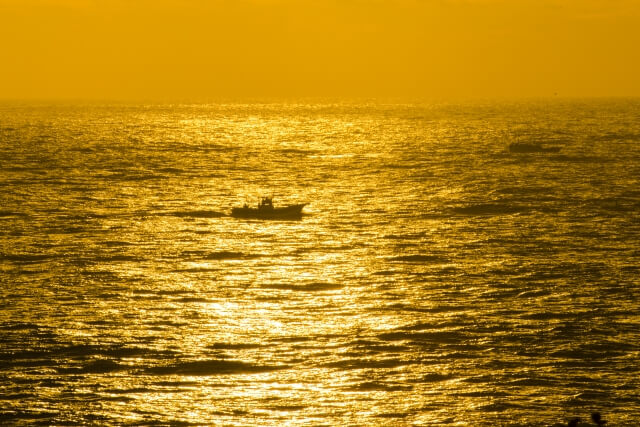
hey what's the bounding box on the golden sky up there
[1,0,639,101]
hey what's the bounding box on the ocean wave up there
[267,404,307,412]
[521,310,588,320]
[259,282,343,291]
[351,341,410,354]
[152,380,200,387]
[156,167,186,174]
[171,267,220,273]
[383,303,469,314]
[0,210,28,217]
[278,148,317,155]
[476,401,524,412]
[1,345,177,361]
[175,297,212,303]
[494,185,554,195]
[374,412,411,419]
[594,131,640,142]
[372,270,400,276]
[56,359,127,374]
[378,330,464,343]
[269,335,316,343]
[208,342,265,350]
[146,359,289,375]
[0,322,48,331]
[180,250,265,260]
[322,358,417,370]
[1,253,55,263]
[0,411,60,423]
[345,381,413,392]
[451,203,527,215]
[103,240,134,247]
[382,162,422,169]
[548,154,610,163]
[417,372,456,382]
[94,254,139,262]
[383,231,427,240]
[162,210,227,218]
[507,377,557,387]
[387,254,446,263]
[203,251,264,260]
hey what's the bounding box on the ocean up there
[1,100,639,425]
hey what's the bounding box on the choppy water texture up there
[1,100,639,426]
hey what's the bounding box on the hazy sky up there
[1,0,639,101]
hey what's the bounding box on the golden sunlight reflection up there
[2,97,638,425]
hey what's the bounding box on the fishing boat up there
[231,197,307,219]
[508,142,561,153]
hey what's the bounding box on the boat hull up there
[509,143,561,153]
[231,203,307,219]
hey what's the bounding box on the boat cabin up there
[258,197,274,211]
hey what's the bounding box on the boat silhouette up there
[231,197,307,219]
[509,141,561,153]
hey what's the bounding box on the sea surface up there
[1,100,639,426]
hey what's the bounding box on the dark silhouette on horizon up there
[508,141,562,153]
